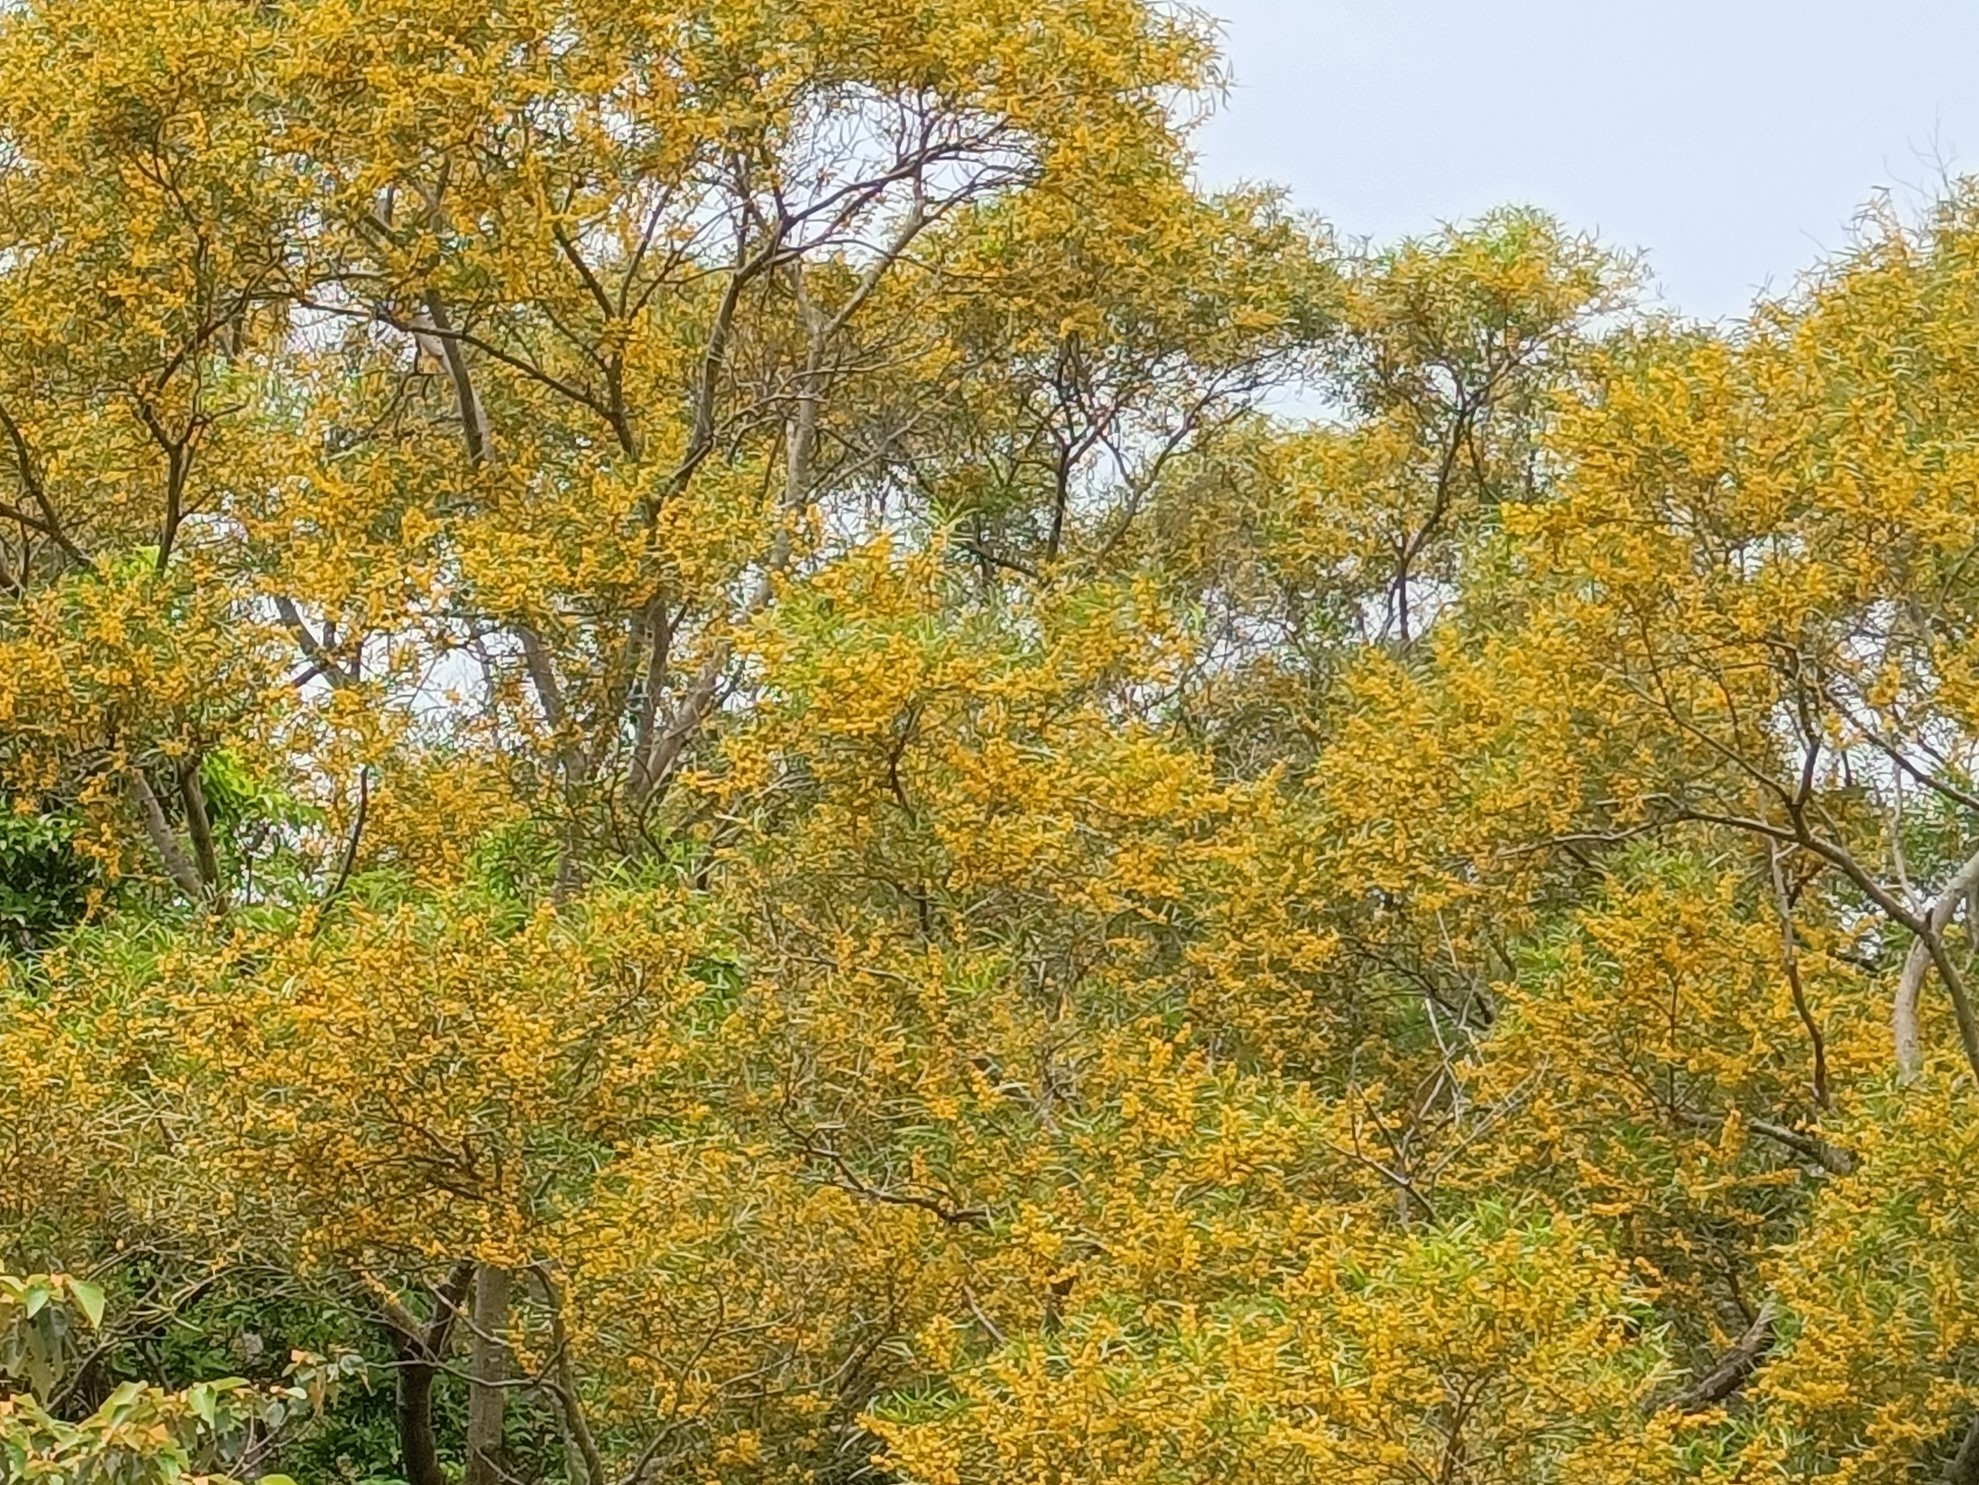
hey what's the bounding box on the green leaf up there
[68,1279,105,1329]
[101,1379,146,1418]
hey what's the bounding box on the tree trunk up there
[1948,1413,1979,1485]
[465,1263,511,1485]
[395,1353,446,1485]
[380,1261,472,1485]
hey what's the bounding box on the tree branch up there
[1895,846,1979,1083]
[127,767,209,904]
[1644,1299,1777,1414]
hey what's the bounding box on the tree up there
[9,0,1979,1480]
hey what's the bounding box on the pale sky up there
[1193,0,1979,321]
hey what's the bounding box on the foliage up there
[3,1,1979,1482]
[0,1271,362,1485]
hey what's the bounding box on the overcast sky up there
[1192,0,1979,321]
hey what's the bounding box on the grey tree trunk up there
[464,1264,510,1485]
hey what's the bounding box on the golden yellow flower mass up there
[0,2,1975,1481]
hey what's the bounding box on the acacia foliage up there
[1,0,1979,1481]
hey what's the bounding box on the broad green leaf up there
[69,1279,105,1329]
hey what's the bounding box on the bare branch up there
[1895,846,1979,1083]
[127,767,209,905]
[1644,1299,1777,1415]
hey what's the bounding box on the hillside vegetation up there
[0,1,1975,1481]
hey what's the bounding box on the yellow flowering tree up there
[10,0,1979,1481]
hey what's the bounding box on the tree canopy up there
[1,1,1978,1482]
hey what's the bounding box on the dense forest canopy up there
[0,0,1977,1481]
